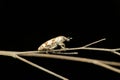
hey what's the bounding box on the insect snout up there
[66,37,72,41]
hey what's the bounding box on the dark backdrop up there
[0,0,120,80]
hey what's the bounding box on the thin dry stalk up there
[15,55,68,80]
[18,53,120,67]
[82,38,106,47]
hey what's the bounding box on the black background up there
[0,0,120,80]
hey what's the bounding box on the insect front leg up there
[59,42,66,49]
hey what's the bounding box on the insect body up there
[38,36,72,51]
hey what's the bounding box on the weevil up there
[38,36,72,51]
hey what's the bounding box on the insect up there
[38,36,72,51]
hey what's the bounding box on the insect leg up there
[58,43,66,49]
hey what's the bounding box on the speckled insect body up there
[38,36,72,51]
